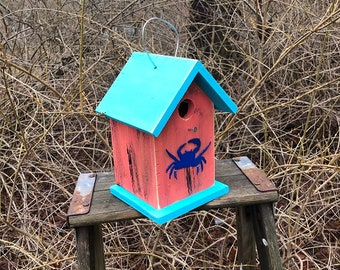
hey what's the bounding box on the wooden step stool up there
[67,157,283,270]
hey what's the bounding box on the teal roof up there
[96,52,238,137]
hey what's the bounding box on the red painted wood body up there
[110,83,215,209]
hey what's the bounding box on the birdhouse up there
[96,52,238,224]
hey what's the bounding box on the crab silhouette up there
[165,138,211,179]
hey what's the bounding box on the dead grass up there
[1,0,339,269]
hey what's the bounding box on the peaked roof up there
[96,52,238,137]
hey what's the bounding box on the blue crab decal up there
[165,138,211,179]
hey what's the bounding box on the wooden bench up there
[67,157,283,270]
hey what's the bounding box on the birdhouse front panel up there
[154,82,215,208]
[110,82,214,209]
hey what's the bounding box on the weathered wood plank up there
[252,203,283,270]
[236,206,256,270]
[91,224,105,270]
[68,159,278,227]
[75,225,106,270]
[75,227,91,270]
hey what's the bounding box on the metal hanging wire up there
[141,17,180,68]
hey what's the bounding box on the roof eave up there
[194,64,238,114]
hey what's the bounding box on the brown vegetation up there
[1,0,339,269]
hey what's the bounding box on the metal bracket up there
[67,173,96,217]
[233,157,277,192]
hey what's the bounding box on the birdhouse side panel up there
[110,120,158,207]
[155,83,215,208]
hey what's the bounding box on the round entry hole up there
[178,99,194,119]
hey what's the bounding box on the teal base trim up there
[110,181,229,224]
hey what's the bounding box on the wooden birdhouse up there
[96,52,238,224]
